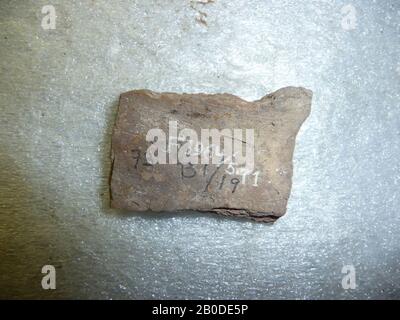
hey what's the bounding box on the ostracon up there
[110,87,312,222]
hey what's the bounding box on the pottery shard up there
[110,87,312,222]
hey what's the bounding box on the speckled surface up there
[0,0,399,299]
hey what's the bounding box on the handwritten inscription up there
[131,149,260,194]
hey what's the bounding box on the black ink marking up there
[219,175,226,190]
[203,164,208,177]
[204,157,224,192]
[131,149,141,169]
[204,166,220,192]
[231,178,240,193]
[181,163,196,178]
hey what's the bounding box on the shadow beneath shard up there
[109,207,274,226]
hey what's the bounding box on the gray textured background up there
[1,0,399,299]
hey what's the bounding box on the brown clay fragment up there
[110,87,312,222]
